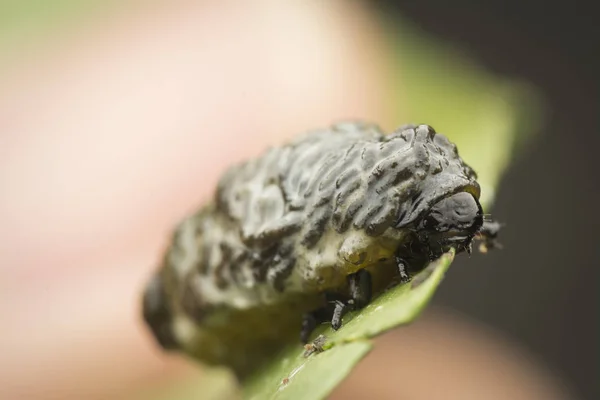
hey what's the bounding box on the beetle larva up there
[142,122,500,377]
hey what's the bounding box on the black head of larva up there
[415,191,483,257]
[385,124,500,264]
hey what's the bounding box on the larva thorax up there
[197,123,478,295]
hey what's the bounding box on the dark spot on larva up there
[331,209,342,231]
[451,143,459,156]
[180,277,208,322]
[213,265,229,290]
[288,199,305,211]
[398,210,407,222]
[410,192,425,209]
[371,165,385,178]
[212,243,233,289]
[318,155,347,191]
[142,273,178,350]
[335,178,361,206]
[338,199,363,233]
[301,208,330,248]
[195,240,211,275]
[251,245,278,283]
[272,257,296,292]
[366,213,395,236]
[354,201,384,229]
[244,219,303,247]
[230,250,251,283]
[432,160,444,175]
[313,189,334,207]
[335,168,360,189]
[219,242,233,263]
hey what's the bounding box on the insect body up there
[142,122,500,377]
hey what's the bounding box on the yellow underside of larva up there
[169,227,407,378]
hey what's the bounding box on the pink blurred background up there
[1,1,588,399]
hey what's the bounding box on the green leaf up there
[243,341,372,400]
[241,251,455,400]
[135,368,239,400]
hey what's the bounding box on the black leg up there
[396,256,411,283]
[300,312,317,344]
[347,269,372,309]
[330,300,346,330]
[331,269,372,329]
[301,269,373,340]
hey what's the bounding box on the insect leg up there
[301,294,346,342]
[347,269,372,309]
[300,312,317,344]
[330,300,346,330]
[395,256,411,283]
[302,272,371,339]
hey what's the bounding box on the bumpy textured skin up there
[142,122,480,376]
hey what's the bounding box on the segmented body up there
[143,122,480,375]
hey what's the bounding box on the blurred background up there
[0,1,597,399]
